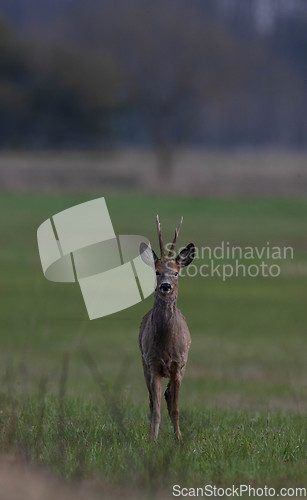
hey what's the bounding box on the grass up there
[1,391,306,489]
[0,192,306,498]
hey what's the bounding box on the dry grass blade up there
[57,353,69,470]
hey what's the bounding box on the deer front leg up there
[165,375,182,440]
[142,362,153,433]
[149,373,162,440]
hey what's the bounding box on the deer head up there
[140,215,195,298]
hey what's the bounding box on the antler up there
[156,214,165,257]
[168,216,183,258]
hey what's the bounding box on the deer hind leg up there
[149,373,162,440]
[164,375,182,440]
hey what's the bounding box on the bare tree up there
[114,0,243,180]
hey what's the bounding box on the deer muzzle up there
[160,282,172,293]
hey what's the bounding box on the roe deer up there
[139,216,195,440]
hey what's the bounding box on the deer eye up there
[174,272,178,276]
[156,271,161,276]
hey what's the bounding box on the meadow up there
[0,192,306,499]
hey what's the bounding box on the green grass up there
[1,391,306,490]
[0,192,306,497]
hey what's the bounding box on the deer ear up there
[176,243,195,268]
[140,242,158,268]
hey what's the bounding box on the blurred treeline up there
[0,0,306,150]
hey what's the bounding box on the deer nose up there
[160,283,171,292]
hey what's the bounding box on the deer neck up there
[152,290,178,334]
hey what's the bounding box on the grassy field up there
[0,192,306,498]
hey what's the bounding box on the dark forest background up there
[0,0,306,152]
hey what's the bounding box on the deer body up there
[139,216,194,440]
[140,298,190,379]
